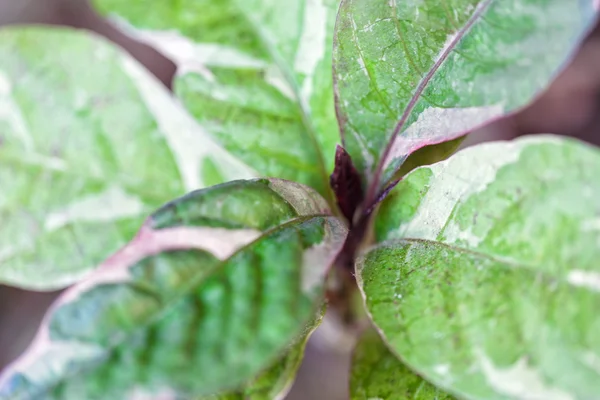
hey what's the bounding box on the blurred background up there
[0,1,599,399]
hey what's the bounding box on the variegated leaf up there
[0,179,347,399]
[359,136,600,399]
[334,0,598,200]
[92,0,342,198]
[0,27,255,290]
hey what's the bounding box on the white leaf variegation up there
[334,0,598,201]
[360,136,600,400]
[93,0,341,197]
[0,27,256,290]
[0,179,348,399]
[119,55,256,191]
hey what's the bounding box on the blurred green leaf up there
[351,330,455,400]
[394,136,465,180]
[202,319,315,400]
[0,27,254,290]
[0,179,347,399]
[93,0,342,197]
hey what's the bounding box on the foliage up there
[361,136,600,399]
[0,0,598,399]
[350,330,456,399]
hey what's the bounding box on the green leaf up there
[201,320,314,400]
[0,26,255,290]
[395,136,465,180]
[359,136,600,399]
[333,0,598,196]
[0,179,347,399]
[351,330,455,400]
[92,0,342,198]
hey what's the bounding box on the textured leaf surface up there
[351,330,455,400]
[334,0,598,196]
[93,0,341,197]
[202,326,312,400]
[359,136,600,399]
[0,179,347,399]
[0,27,254,290]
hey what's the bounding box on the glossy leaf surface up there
[351,330,455,400]
[0,179,347,399]
[0,27,254,290]
[93,0,342,197]
[334,0,598,196]
[359,136,600,399]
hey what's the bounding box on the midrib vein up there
[367,0,495,204]
[395,238,573,282]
